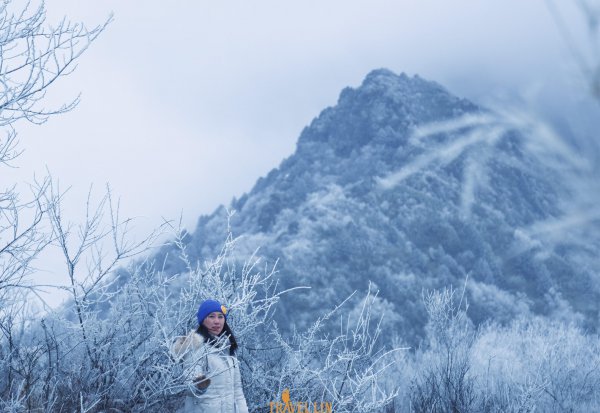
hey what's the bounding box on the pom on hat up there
[197,299,227,325]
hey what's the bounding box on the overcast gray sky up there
[7,1,595,305]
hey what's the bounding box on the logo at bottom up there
[269,388,333,413]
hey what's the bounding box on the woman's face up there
[202,312,225,335]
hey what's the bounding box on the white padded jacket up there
[171,331,249,413]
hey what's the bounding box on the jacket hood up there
[171,330,205,359]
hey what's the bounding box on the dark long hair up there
[196,321,238,356]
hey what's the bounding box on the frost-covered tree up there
[0,0,109,305]
[0,0,108,409]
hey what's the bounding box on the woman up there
[171,299,249,413]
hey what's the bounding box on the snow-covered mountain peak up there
[162,69,599,342]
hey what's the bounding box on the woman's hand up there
[193,375,211,390]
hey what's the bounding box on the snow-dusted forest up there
[2,1,600,412]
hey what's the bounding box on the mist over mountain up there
[161,69,598,342]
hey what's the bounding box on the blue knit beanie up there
[197,299,228,325]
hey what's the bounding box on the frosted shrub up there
[243,287,401,413]
[409,287,477,413]
[0,225,402,412]
[398,288,600,413]
[472,318,600,412]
